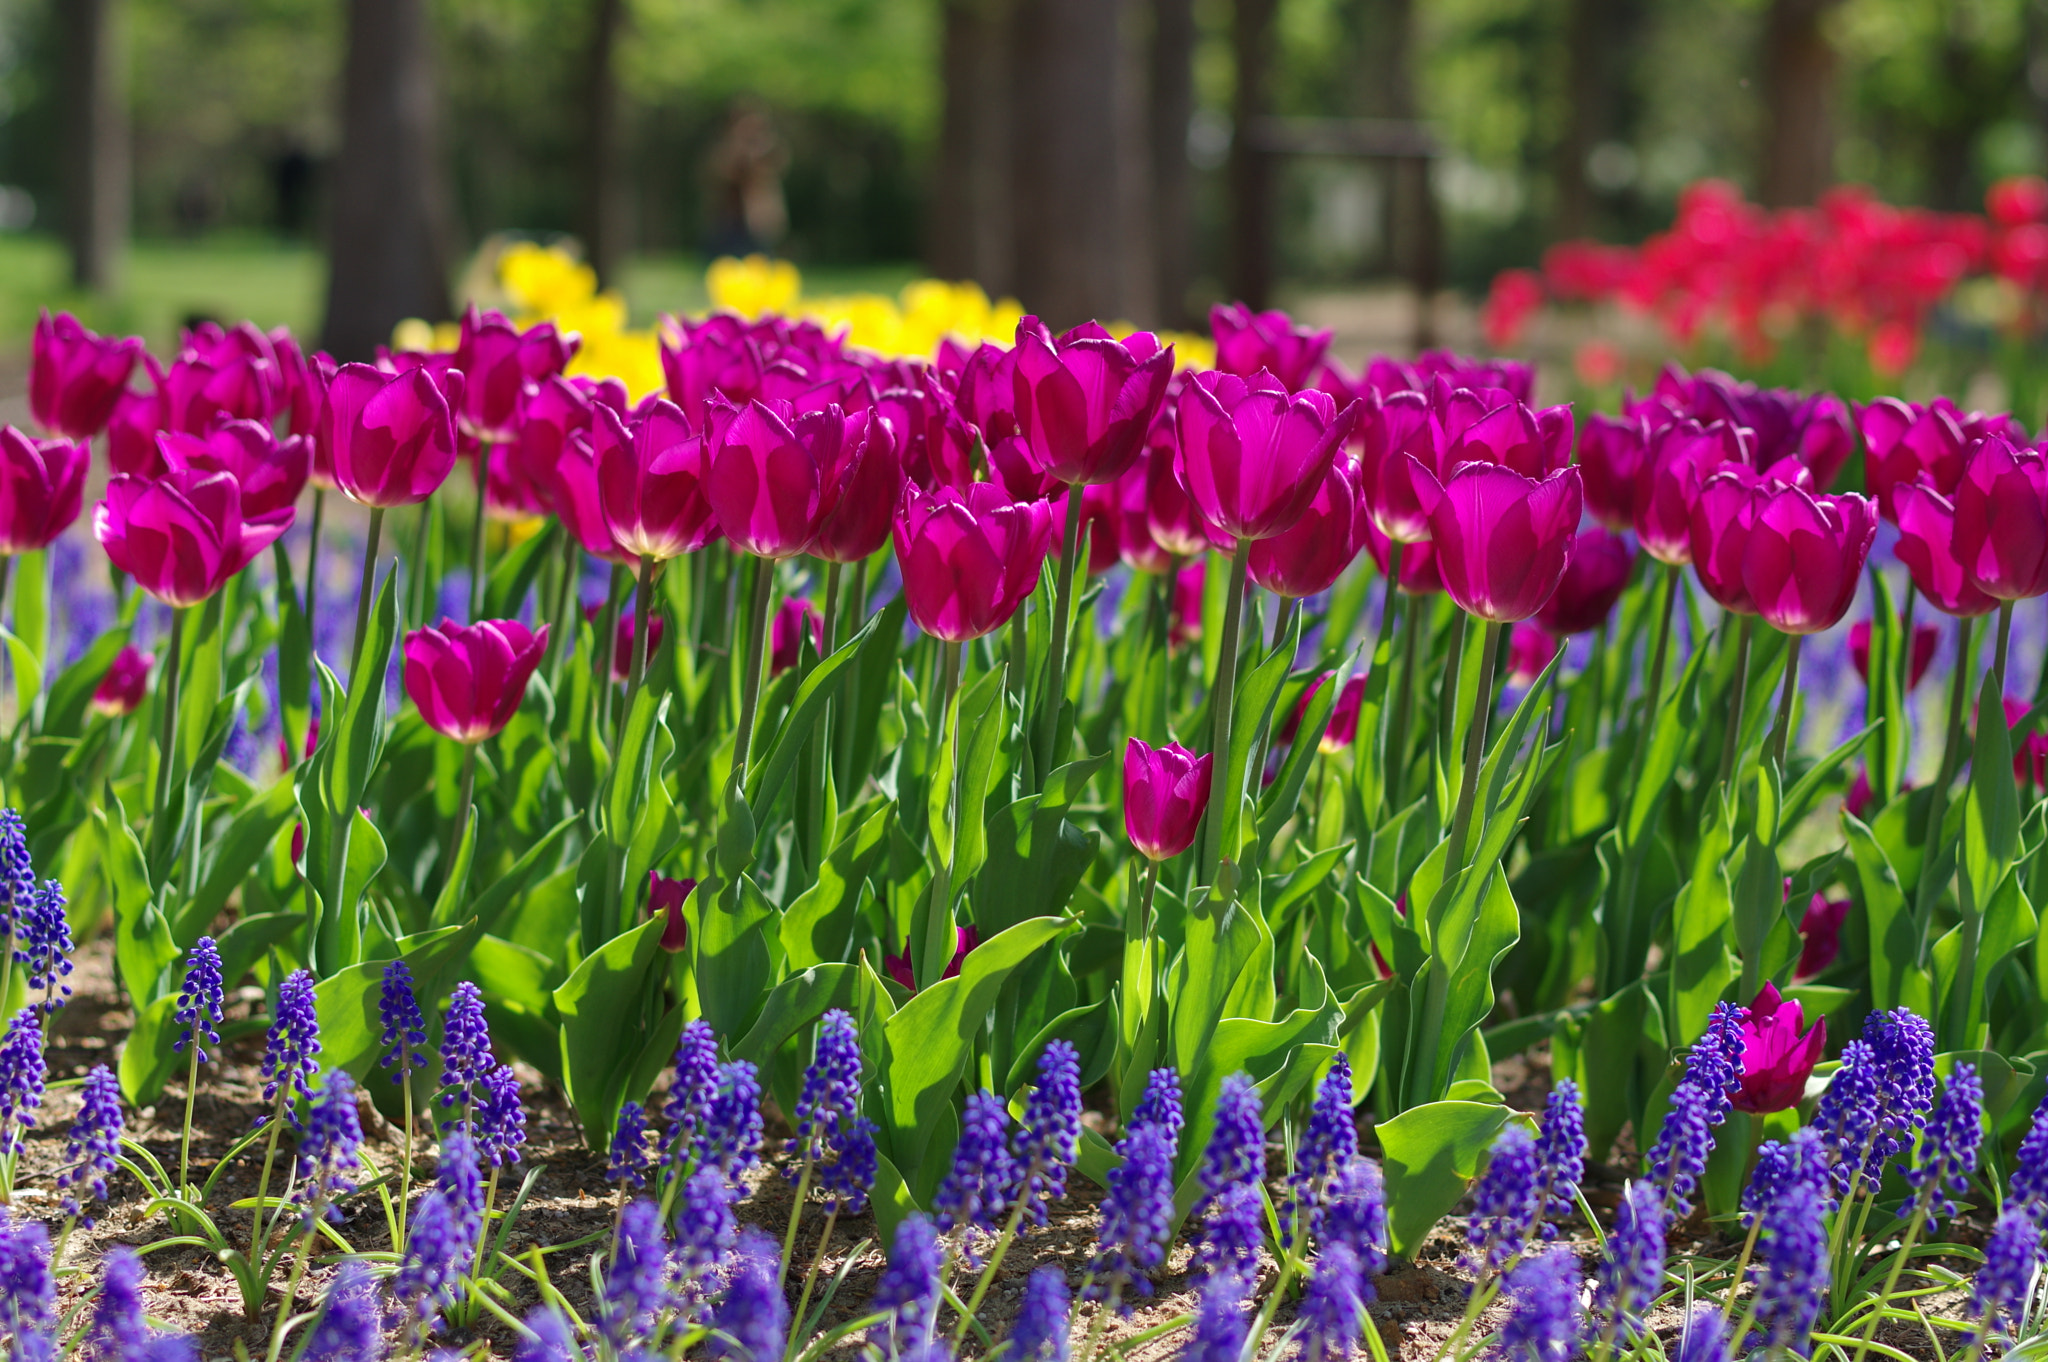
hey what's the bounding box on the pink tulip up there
[1011,318,1174,486]
[953,341,1020,447]
[1731,983,1826,1114]
[1795,894,1851,980]
[1848,618,1939,690]
[95,467,295,608]
[706,398,842,559]
[770,597,821,674]
[1535,529,1633,634]
[648,873,696,952]
[1424,463,1583,623]
[321,362,466,509]
[1953,435,2048,601]
[1246,456,1369,598]
[592,400,720,562]
[0,426,89,554]
[154,420,309,522]
[1705,476,1875,635]
[89,645,154,717]
[1145,436,1230,558]
[1178,370,1361,542]
[1123,737,1213,861]
[1507,624,1559,685]
[1633,419,1755,565]
[1355,390,1444,545]
[1576,412,1647,531]
[893,483,1054,641]
[402,618,549,744]
[1688,468,1764,616]
[1210,302,1332,390]
[453,307,577,443]
[272,332,329,440]
[1859,397,1972,517]
[29,311,142,440]
[1893,481,1999,618]
[582,603,666,684]
[987,433,1060,503]
[885,925,979,992]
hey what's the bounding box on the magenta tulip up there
[90,645,154,717]
[481,374,592,521]
[1632,419,1755,565]
[95,467,294,608]
[1534,529,1633,634]
[1355,390,1444,545]
[1576,413,1647,532]
[0,426,89,554]
[893,482,1054,641]
[1111,458,1175,574]
[1210,302,1332,391]
[1055,482,1124,577]
[1011,318,1174,486]
[809,409,902,564]
[1859,397,1972,517]
[161,323,283,434]
[592,400,720,562]
[1123,737,1213,862]
[1848,617,1939,690]
[1795,894,1851,980]
[321,362,465,509]
[453,307,577,443]
[648,873,696,952]
[1145,436,1229,557]
[1424,463,1583,623]
[1741,482,1876,635]
[885,926,979,992]
[953,341,1020,447]
[1320,675,1367,751]
[1506,623,1558,685]
[1440,390,1574,478]
[106,384,166,477]
[155,420,309,522]
[706,398,896,561]
[1893,481,1999,618]
[1953,435,2048,601]
[879,381,976,491]
[1363,517,1444,596]
[402,618,549,744]
[1731,983,1826,1114]
[1178,370,1361,542]
[1688,469,1764,615]
[581,604,664,684]
[1246,456,1369,598]
[553,432,634,566]
[30,311,142,440]
[770,597,821,674]
[1170,558,1206,645]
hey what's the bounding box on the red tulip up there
[1953,435,2048,602]
[1507,623,1558,685]
[1210,302,1332,391]
[89,645,154,717]
[1179,370,1361,541]
[1123,736,1213,861]
[1795,894,1851,980]
[770,597,821,674]
[1576,412,1648,531]
[1246,456,1369,598]
[402,618,549,744]
[648,873,696,952]
[1731,983,1825,1114]
[1535,530,1632,635]
[453,307,577,443]
[95,466,295,608]
[1848,618,1938,690]
[0,426,89,554]
[893,483,1054,642]
[1425,463,1583,623]
[1011,318,1174,486]
[592,400,720,562]
[885,925,979,992]
[321,362,466,509]
[155,420,310,522]
[1892,482,1999,618]
[29,311,142,440]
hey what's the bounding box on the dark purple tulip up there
[1179,369,1360,542]
[1210,302,1332,390]
[29,311,142,440]
[1534,529,1634,634]
[1246,456,1369,598]
[321,362,466,509]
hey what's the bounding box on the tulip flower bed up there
[2,280,2048,1362]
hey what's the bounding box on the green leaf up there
[314,922,484,1076]
[972,756,1107,937]
[38,627,132,740]
[747,610,884,816]
[1376,1099,1515,1257]
[97,798,179,1007]
[0,626,43,720]
[553,915,668,1144]
[180,776,299,945]
[688,874,775,1040]
[1965,669,2021,917]
[1668,797,1736,1044]
[1259,652,1355,846]
[731,965,861,1068]
[783,801,892,969]
[118,995,183,1107]
[947,666,1011,889]
[469,935,557,1016]
[483,520,561,621]
[213,913,303,995]
[429,815,478,929]
[1216,621,1298,867]
[469,814,577,938]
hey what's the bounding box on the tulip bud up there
[1011,318,1174,486]
[30,311,142,440]
[1731,983,1825,1114]
[1246,457,1369,599]
[1170,558,1206,646]
[0,426,90,554]
[648,873,697,952]
[1506,624,1558,686]
[1794,893,1851,980]
[582,603,666,684]
[1425,463,1584,624]
[1953,436,2048,602]
[402,619,549,744]
[321,362,465,509]
[89,646,154,717]
[95,466,295,608]
[592,400,720,562]
[893,483,1054,642]
[769,598,820,675]
[883,926,980,993]
[1122,737,1213,862]
[453,307,577,443]
[1534,530,1633,635]
[1848,618,1938,691]
[1179,370,1360,542]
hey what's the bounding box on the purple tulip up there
[106,382,166,476]
[879,380,976,491]
[1733,985,1826,1114]
[1859,397,1973,519]
[1632,419,1757,566]
[0,427,89,554]
[648,873,695,952]
[1439,387,1574,478]
[452,307,577,443]
[892,482,1054,642]
[95,467,294,608]
[1123,737,1213,862]
[1534,529,1633,634]
[1246,456,1369,598]
[29,311,142,440]
[161,322,284,434]
[1893,481,1999,617]
[154,419,310,522]
[553,431,634,566]
[1356,390,1445,545]
[1575,412,1647,531]
[1178,370,1360,542]
[320,362,465,509]
[810,409,902,565]
[1011,318,1174,486]
[1425,463,1583,623]
[90,646,154,717]
[402,618,549,744]
[1953,435,2048,602]
[1210,302,1332,390]
[1743,482,1876,634]
[591,399,720,562]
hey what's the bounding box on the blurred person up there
[707,97,789,258]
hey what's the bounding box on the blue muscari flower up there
[609,1101,654,1190]
[57,1065,123,1224]
[1318,1156,1388,1285]
[1090,1119,1176,1307]
[1198,1071,1263,1214]
[704,1060,763,1177]
[1906,1062,1983,1224]
[1742,1128,1829,1227]
[476,1063,526,1168]
[1294,1242,1364,1362]
[872,1213,943,1353]
[1012,1041,1082,1226]
[1753,1176,1830,1353]
[1968,1202,2044,1342]
[378,960,429,1079]
[1815,1039,1885,1193]
[1867,1008,1937,1123]
[1533,1079,1586,1231]
[1685,1002,1748,1127]
[171,937,224,1064]
[1676,1305,1729,1362]
[0,810,35,944]
[302,1262,385,1362]
[19,881,71,1014]
[1180,1271,1248,1362]
[792,1009,876,1212]
[1647,1081,1714,1216]
[393,1190,466,1330]
[1010,1266,1071,1362]
[1818,1010,1936,1194]
[664,1018,719,1161]
[0,1207,56,1345]
[2010,1095,2048,1212]
[935,1089,1016,1239]
[601,1200,670,1353]
[1498,1248,1582,1362]
[293,1069,363,1229]
[710,1229,787,1362]
[0,1010,46,1157]
[261,970,322,1119]
[515,1306,579,1362]
[675,1162,737,1280]
[438,981,491,1124]
[1593,1181,1666,1336]
[86,1247,157,1360]
[437,1127,485,1255]
[1466,1123,1543,1273]
[1195,1179,1265,1288]
[1132,1068,1185,1137]
[1284,1055,1358,1246]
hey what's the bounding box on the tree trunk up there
[930,0,1016,296]
[1150,0,1196,327]
[60,0,129,295]
[322,0,452,360]
[1760,0,1840,208]
[1012,0,1128,328]
[1227,0,1279,309]
[579,0,630,288]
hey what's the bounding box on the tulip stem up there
[623,554,656,739]
[1992,599,2015,697]
[446,743,478,889]
[546,535,580,681]
[303,487,325,649]
[818,560,843,662]
[1435,609,1468,775]
[1716,616,1755,789]
[1624,562,1681,804]
[1769,634,1803,769]
[1200,540,1253,885]
[731,556,775,789]
[407,499,434,629]
[1038,488,1087,779]
[469,440,494,621]
[154,607,186,821]
[349,507,385,687]
[595,562,627,738]
[1914,614,1976,935]
[1443,619,1502,882]
[1385,545,1419,813]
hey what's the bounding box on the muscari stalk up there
[1200,540,1254,884]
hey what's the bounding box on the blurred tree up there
[1151,0,1195,325]
[1761,0,1841,205]
[59,0,128,293]
[580,0,629,286]
[931,0,1016,293]
[1228,0,1278,308]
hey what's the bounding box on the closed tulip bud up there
[1633,420,1755,565]
[1356,390,1444,545]
[453,307,576,443]
[1860,397,1972,518]
[1425,464,1583,623]
[1795,894,1851,979]
[402,619,548,744]
[1012,318,1174,486]
[1179,370,1361,541]
[648,874,696,952]
[30,311,142,439]
[770,598,820,674]
[893,483,1054,641]
[1954,435,2048,601]
[1507,624,1559,685]
[1210,302,1332,391]
[95,467,295,608]
[1123,737,1212,862]
[1247,456,1369,598]
[321,362,465,509]
[580,604,664,684]
[89,646,154,717]
[155,420,310,522]
[1732,984,1825,1115]
[1320,675,1367,751]
[1893,481,1998,618]
[1741,482,1876,634]
[1575,413,1647,531]
[592,400,720,562]
[0,427,89,553]
[1848,618,1939,690]
[885,926,979,992]
[1534,529,1633,634]
[1171,558,1206,644]
[810,408,902,564]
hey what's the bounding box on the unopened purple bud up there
[438,980,492,1122]
[1754,1177,1830,1352]
[1089,1119,1176,1306]
[710,1229,786,1362]
[1182,1272,1249,1362]
[1908,1063,1983,1224]
[1594,1180,1666,1332]
[1534,1079,1586,1230]
[475,1063,526,1168]
[293,1069,363,1229]
[302,1262,383,1362]
[1284,1055,1358,1246]
[172,937,224,1064]
[0,1010,46,1157]
[1012,1041,1082,1225]
[378,960,429,1079]
[601,1200,669,1352]
[1198,1072,1263,1209]
[1969,1202,2045,1342]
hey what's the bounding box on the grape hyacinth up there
[1182,1272,1250,1362]
[934,1089,1016,1240]
[0,812,33,946]
[1197,1070,1264,1220]
[1752,1176,1830,1353]
[1818,1009,1938,1193]
[0,1009,46,1159]
[791,1008,877,1213]
[1676,1306,1730,1362]
[1195,1178,1266,1288]
[19,881,71,1014]
[608,1100,654,1190]
[261,969,322,1118]
[0,1208,56,1345]
[1743,1127,1830,1226]
[393,1190,467,1332]
[1688,1002,1749,1122]
[1089,1117,1177,1306]
[1647,1080,1715,1216]
[1532,1079,1586,1231]
[1318,1156,1389,1281]
[475,1062,526,1167]
[438,980,492,1123]
[1009,1267,1071,1362]
[674,1162,737,1280]
[1905,1062,1983,1223]
[1132,1066,1185,1136]
[1011,1040,1082,1226]
[665,1018,719,1165]
[302,1263,385,1362]
[171,937,224,1063]
[1284,1055,1358,1244]
[56,1065,123,1225]
[1294,1241,1365,1362]
[704,1059,764,1176]
[378,959,429,1079]
[872,1213,943,1353]
[1465,1123,1543,1273]
[437,1127,485,1252]
[2011,1095,2048,1212]
[600,1199,670,1353]
[87,1246,195,1360]
[1498,1248,1583,1362]
[293,1069,364,1228]
[516,1307,579,1362]
[1815,1039,1885,1192]
[1968,1202,2045,1341]
[1592,1181,1666,1336]
[711,1229,787,1362]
